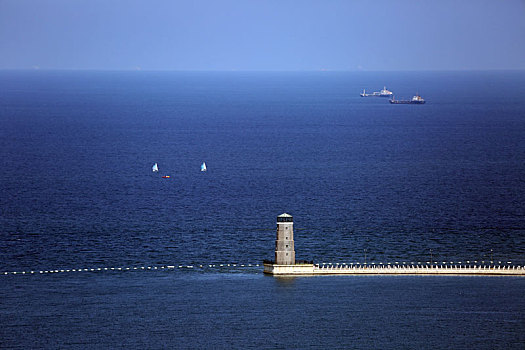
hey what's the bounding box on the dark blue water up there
[2,273,524,349]
[1,71,524,348]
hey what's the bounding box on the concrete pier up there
[264,263,525,276]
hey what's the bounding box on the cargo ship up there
[389,94,425,104]
[360,86,393,97]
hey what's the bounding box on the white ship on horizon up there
[360,86,393,97]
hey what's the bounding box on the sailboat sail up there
[152,163,159,172]
[200,162,207,172]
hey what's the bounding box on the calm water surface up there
[1,71,524,348]
[1,272,524,349]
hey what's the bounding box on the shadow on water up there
[272,275,298,288]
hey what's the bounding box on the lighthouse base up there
[263,263,316,275]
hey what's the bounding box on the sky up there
[0,0,524,71]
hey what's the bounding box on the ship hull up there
[389,100,425,104]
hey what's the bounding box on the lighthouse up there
[264,213,315,275]
[275,213,295,265]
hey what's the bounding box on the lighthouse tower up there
[264,213,314,275]
[275,213,295,265]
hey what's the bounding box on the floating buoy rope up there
[1,263,263,277]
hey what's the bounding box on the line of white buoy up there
[1,263,262,276]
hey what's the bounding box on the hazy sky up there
[1,0,524,71]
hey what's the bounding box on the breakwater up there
[264,262,525,276]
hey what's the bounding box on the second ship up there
[389,94,426,104]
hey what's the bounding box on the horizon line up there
[1,68,525,73]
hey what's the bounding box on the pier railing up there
[312,263,525,275]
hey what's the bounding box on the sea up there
[1,70,524,349]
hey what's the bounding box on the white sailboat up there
[200,162,207,172]
[152,163,159,172]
